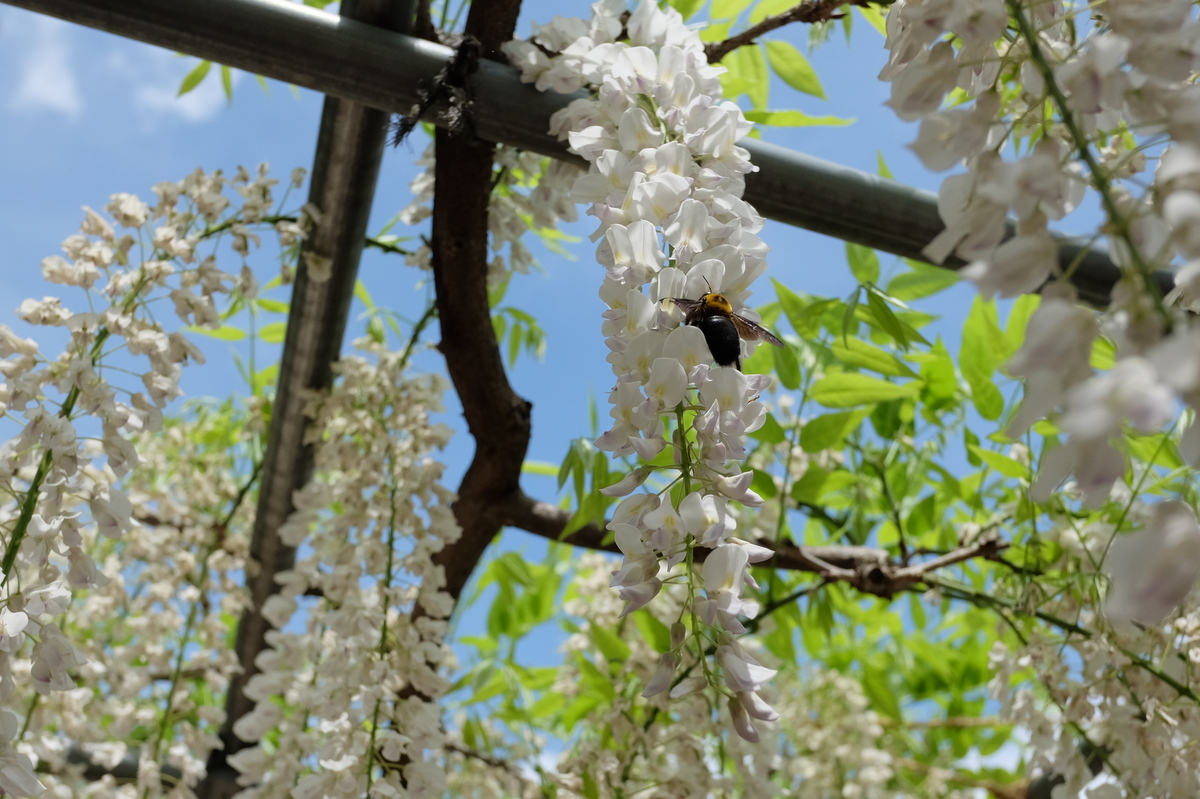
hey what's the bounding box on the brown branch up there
[443,742,534,786]
[704,0,873,64]
[879,716,1012,729]
[418,0,527,612]
[43,747,182,786]
[413,0,436,41]
[895,758,1030,799]
[499,491,1008,598]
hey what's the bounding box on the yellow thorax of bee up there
[701,292,733,315]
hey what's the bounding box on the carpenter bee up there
[668,288,784,371]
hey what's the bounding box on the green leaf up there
[354,279,376,310]
[521,461,559,477]
[723,45,770,109]
[220,65,233,102]
[633,611,672,654]
[590,625,631,665]
[861,665,902,720]
[764,41,825,99]
[465,668,507,705]
[668,0,706,19]
[1125,432,1185,470]
[751,468,778,500]
[576,655,617,701]
[791,465,855,505]
[1003,293,1040,357]
[762,602,800,663]
[366,316,385,344]
[811,373,918,407]
[856,3,888,36]
[178,60,211,96]
[961,297,1005,420]
[774,343,801,390]
[886,261,960,300]
[749,0,795,22]
[800,410,868,452]
[855,304,931,347]
[744,109,854,127]
[773,279,809,337]
[742,340,774,374]
[712,0,755,18]
[908,593,927,629]
[258,322,287,344]
[749,411,787,445]
[254,298,289,314]
[831,337,917,377]
[562,694,604,733]
[865,291,908,348]
[967,446,1028,478]
[876,151,893,179]
[846,243,880,285]
[915,341,960,409]
[188,325,246,341]
[1091,336,1116,370]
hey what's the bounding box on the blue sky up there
[0,0,991,650]
[0,1,980,467]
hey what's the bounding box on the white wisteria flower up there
[1105,500,1200,626]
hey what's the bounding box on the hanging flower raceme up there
[225,337,460,798]
[882,0,1200,523]
[0,165,316,798]
[507,0,781,741]
[877,0,1200,790]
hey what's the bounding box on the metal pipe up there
[2,0,1170,305]
[174,1,418,795]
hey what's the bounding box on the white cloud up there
[126,50,241,125]
[11,16,82,118]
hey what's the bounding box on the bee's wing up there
[668,298,703,313]
[667,297,705,324]
[732,314,785,348]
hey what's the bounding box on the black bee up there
[668,289,784,371]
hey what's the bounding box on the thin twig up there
[704,0,877,63]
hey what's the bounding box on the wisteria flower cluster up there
[398,142,581,282]
[880,0,1200,784]
[883,0,1200,510]
[525,552,896,798]
[0,165,305,797]
[225,337,460,799]
[507,0,782,740]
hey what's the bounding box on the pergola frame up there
[0,0,1167,796]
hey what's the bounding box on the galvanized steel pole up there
[0,0,1173,306]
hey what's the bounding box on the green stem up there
[1,324,112,585]
[367,483,400,788]
[1007,0,1168,318]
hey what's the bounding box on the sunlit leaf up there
[744,109,854,126]
[258,322,287,344]
[188,325,246,341]
[254,298,289,314]
[800,410,869,452]
[857,3,888,36]
[811,373,918,407]
[967,445,1028,478]
[220,65,233,102]
[831,337,917,377]
[887,261,961,300]
[178,60,211,96]
[846,243,880,285]
[774,343,801,389]
[764,40,826,99]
